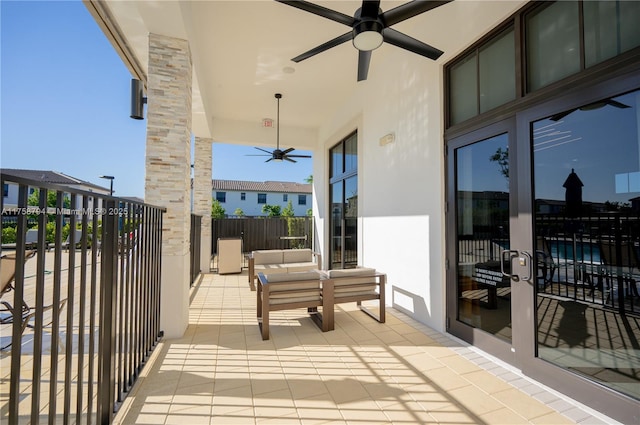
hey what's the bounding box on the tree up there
[28,189,71,209]
[489,147,509,179]
[262,204,281,217]
[282,200,294,217]
[211,199,226,218]
[233,208,245,217]
[304,175,313,184]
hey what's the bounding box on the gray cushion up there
[265,270,321,283]
[325,267,376,278]
[286,262,318,273]
[282,249,313,263]
[253,250,284,265]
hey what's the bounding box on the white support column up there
[194,137,212,272]
[145,33,192,339]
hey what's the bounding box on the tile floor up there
[113,272,619,425]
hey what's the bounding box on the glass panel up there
[480,29,515,113]
[455,133,511,342]
[585,0,640,67]
[344,133,357,173]
[533,89,640,400]
[330,143,343,178]
[344,176,358,268]
[527,2,580,91]
[330,182,343,270]
[450,53,478,125]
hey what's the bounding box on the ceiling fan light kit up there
[353,20,384,51]
[275,0,452,81]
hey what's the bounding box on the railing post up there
[98,200,118,424]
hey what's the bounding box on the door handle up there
[501,249,520,281]
[520,251,533,282]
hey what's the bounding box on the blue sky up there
[1,1,312,199]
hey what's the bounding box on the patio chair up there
[321,267,386,325]
[598,239,639,303]
[0,250,67,349]
[257,270,332,340]
[1,250,36,349]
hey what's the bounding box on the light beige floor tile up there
[492,387,556,420]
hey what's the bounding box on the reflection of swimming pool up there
[547,239,601,264]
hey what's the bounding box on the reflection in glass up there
[330,182,343,270]
[330,132,358,269]
[344,176,358,268]
[533,89,640,400]
[455,133,511,342]
[526,1,580,91]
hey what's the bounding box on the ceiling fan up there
[549,98,631,121]
[251,93,312,163]
[275,0,452,81]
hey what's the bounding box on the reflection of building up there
[457,191,509,235]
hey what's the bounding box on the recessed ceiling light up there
[282,66,295,74]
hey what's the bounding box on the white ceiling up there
[98,1,524,148]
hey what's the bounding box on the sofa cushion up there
[282,249,313,263]
[270,294,322,305]
[253,250,284,265]
[255,264,289,275]
[325,267,376,278]
[265,270,321,283]
[286,262,318,273]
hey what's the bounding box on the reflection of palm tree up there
[490,147,509,180]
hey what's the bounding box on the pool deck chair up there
[257,270,332,340]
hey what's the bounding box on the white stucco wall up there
[313,1,526,332]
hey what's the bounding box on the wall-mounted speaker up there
[130,79,147,120]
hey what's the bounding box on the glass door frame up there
[446,117,522,366]
[513,75,640,418]
[447,73,640,422]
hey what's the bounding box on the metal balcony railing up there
[1,174,165,424]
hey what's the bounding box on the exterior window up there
[283,194,288,202]
[447,1,640,128]
[2,184,8,197]
[329,131,358,269]
[298,194,306,205]
[584,1,640,67]
[526,2,580,91]
[216,192,226,203]
[241,192,246,201]
[258,193,267,204]
[449,27,515,125]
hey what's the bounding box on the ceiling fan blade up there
[275,0,354,26]
[254,147,273,154]
[360,0,381,18]
[383,28,443,60]
[381,0,452,27]
[281,147,295,155]
[246,154,271,157]
[606,99,631,109]
[357,50,372,81]
[286,155,312,158]
[265,157,274,163]
[292,32,352,62]
[284,157,297,163]
[549,109,576,121]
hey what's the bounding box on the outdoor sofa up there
[248,248,321,290]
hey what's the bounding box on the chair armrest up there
[312,252,322,270]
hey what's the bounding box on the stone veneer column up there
[193,137,212,272]
[145,33,192,339]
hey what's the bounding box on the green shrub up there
[2,227,17,244]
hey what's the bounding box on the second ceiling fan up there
[276,0,452,81]
[252,93,311,163]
